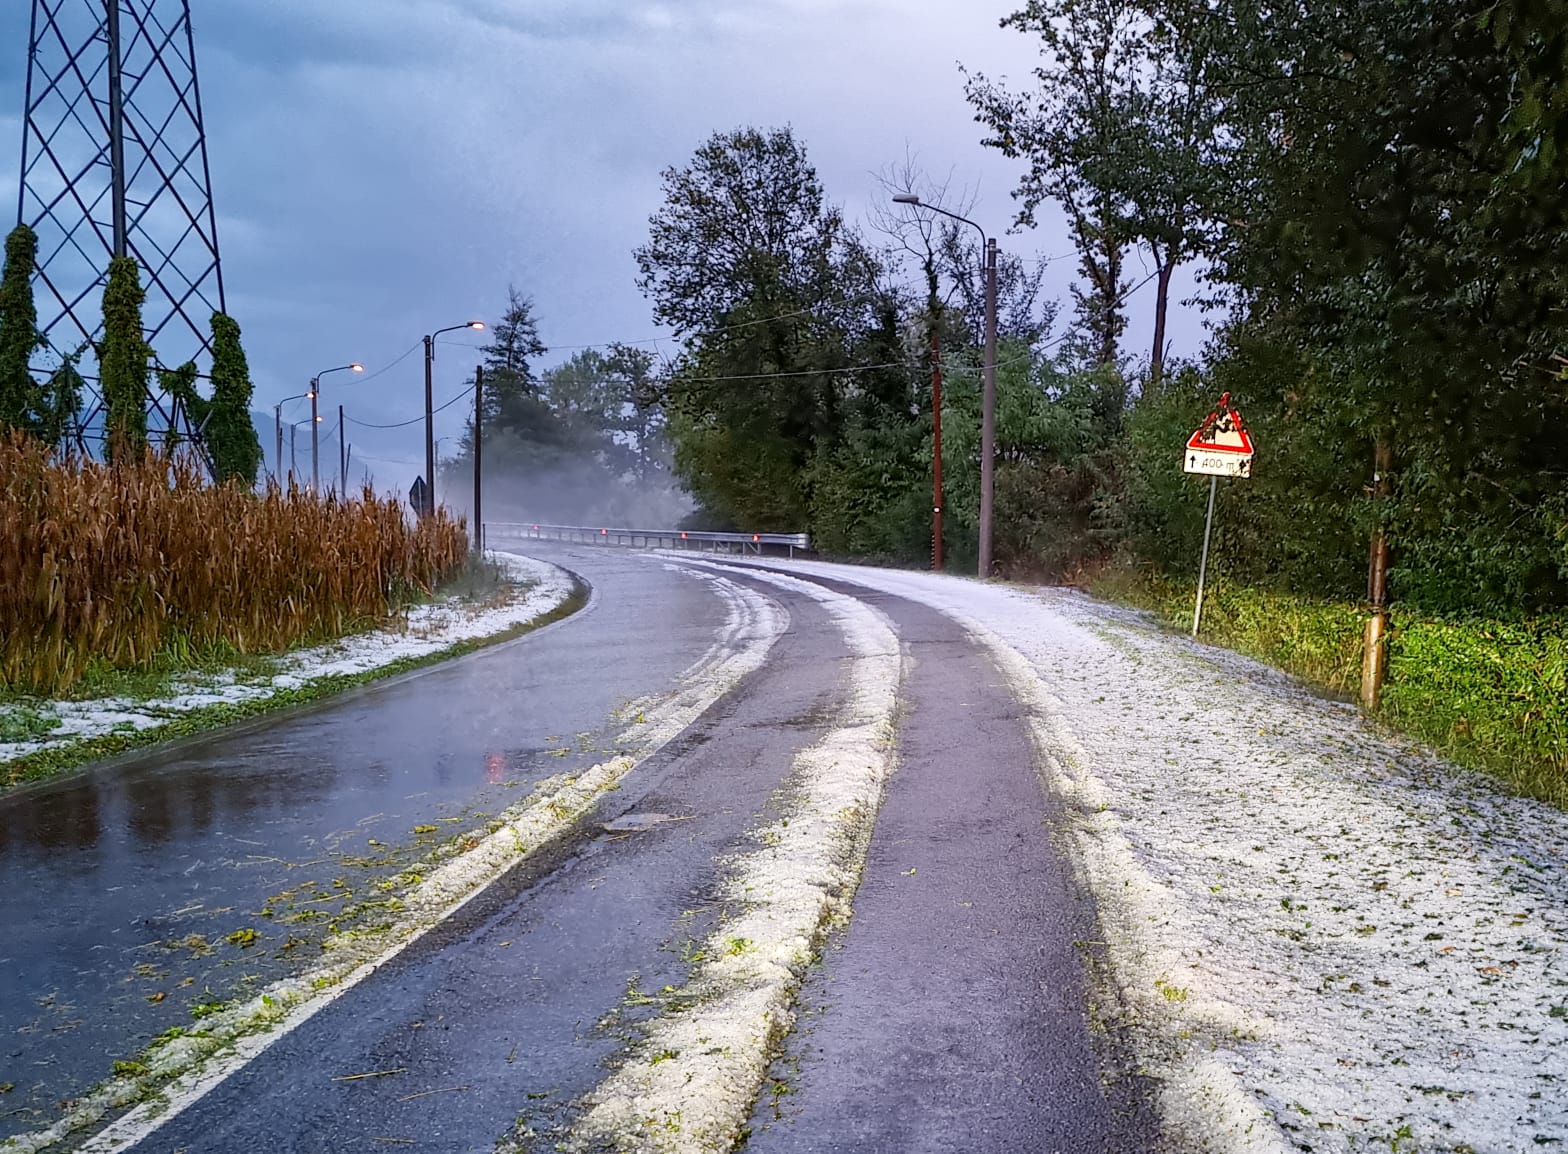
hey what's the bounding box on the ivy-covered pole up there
[0,224,44,433]
[207,312,263,486]
[100,255,151,461]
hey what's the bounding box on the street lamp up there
[274,392,313,486]
[310,363,364,492]
[423,321,486,517]
[893,194,999,578]
[288,417,317,486]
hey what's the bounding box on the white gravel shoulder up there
[703,557,1568,1154]
[0,552,574,766]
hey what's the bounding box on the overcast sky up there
[0,0,1202,485]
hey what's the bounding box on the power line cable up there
[343,383,475,430]
[350,341,423,384]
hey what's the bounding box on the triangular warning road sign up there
[1187,394,1254,455]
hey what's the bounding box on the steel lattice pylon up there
[17,0,225,452]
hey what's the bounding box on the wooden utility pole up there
[978,236,997,578]
[1360,439,1394,710]
[931,329,944,571]
[473,365,484,555]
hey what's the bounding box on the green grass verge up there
[1089,568,1568,809]
[1,582,587,793]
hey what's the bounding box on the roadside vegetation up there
[1096,573,1568,807]
[0,430,468,697]
[541,0,1567,806]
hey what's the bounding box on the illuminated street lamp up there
[273,391,313,486]
[423,322,486,517]
[288,416,316,486]
[310,363,364,492]
[893,194,999,577]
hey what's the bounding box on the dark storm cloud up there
[0,0,1197,489]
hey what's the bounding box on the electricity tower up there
[17,0,226,455]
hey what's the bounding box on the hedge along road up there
[0,544,773,1146]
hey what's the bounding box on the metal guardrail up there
[485,522,811,558]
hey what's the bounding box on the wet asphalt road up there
[0,545,734,1139]
[125,574,850,1154]
[4,550,1154,1153]
[744,578,1154,1154]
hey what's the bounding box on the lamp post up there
[309,363,364,492]
[892,195,999,578]
[289,417,315,485]
[274,392,313,486]
[423,321,486,517]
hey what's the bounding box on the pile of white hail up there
[716,558,1567,1154]
[559,564,903,1154]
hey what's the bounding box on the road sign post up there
[1193,476,1218,638]
[1183,393,1255,637]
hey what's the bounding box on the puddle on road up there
[0,742,620,1141]
[601,813,693,833]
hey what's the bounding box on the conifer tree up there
[0,225,44,433]
[206,312,262,485]
[100,256,150,460]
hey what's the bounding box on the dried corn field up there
[0,432,469,695]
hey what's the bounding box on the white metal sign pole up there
[1192,475,1218,637]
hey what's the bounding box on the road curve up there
[0,546,754,1143]
[3,546,1151,1154]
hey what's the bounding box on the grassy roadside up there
[1,582,587,793]
[1089,569,1568,809]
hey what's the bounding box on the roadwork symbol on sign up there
[1184,393,1254,478]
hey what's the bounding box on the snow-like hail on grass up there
[3,561,787,1154]
[558,563,902,1154]
[0,552,574,765]
[697,557,1568,1154]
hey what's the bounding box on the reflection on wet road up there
[0,547,728,1138]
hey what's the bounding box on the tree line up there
[628,0,1567,619]
[437,288,687,527]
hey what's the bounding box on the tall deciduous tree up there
[965,0,1224,382]
[634,126,882,528]
[100,256,150,461]
[0,225,44,433]
[964,1,1139,369]
[1138,0,1568,612]
[207,313,263,485]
